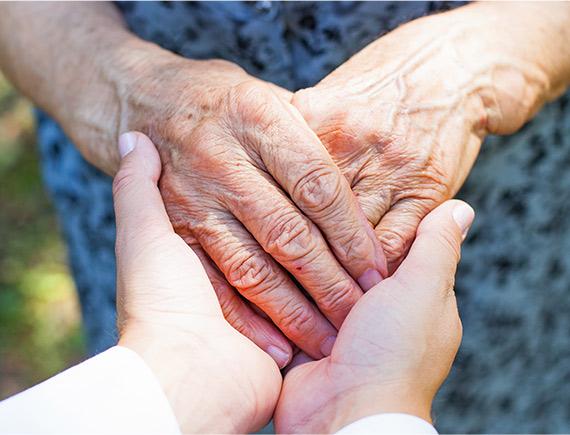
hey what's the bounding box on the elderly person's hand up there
[0,3,387,367]
[274,200,474,433]
[113,131,282,433]
[122,56,388,364]
[293,2,570,273]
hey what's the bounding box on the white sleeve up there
[0,346,181,435]
[336,413,438,434]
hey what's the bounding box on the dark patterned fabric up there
[36,2,570,432]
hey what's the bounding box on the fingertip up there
[451,201,475,241]
[267,345,293,369]
[418,200,474,237]
[117,131,162,182]
[357,268,383,291]
[118,132,138,158]
[320,335,336,357]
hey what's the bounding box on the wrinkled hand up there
[293,4,550,273]
[113,132,281,433]
[123,55,386,365]
[275,200,474,434]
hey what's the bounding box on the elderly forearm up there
[322,1,570,137]
[0,2,165,173]
[450,1,570,133]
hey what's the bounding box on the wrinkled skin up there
[292,9,547,273]
[275,200,471,433]
[119,4,561,366]
[124,57,386,363]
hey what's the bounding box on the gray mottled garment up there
[36,2,570,432]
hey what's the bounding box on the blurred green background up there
[0,73,85,400]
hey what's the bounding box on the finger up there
[113,132,174,253]
[245,86,387,286]
[392,200,474,293]
[193,212,338,359]
[374,198,432,275]
[352,180,394,228]
[187,242,293,369]
[224,170,364,328]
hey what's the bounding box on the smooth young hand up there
[275,200,474,433]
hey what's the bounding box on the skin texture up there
[292,2,570,273]
[128,59,388,361]
[113,132,282,433]
[114,132,473,433]
[1,2,570,365]
[274,200,474,434]
[0,3,387,365]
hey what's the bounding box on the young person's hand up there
[113,132,281,433]
[275,200,474,433]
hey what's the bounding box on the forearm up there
[320,2,570,137]
[0,3,165,174]
[446,1,570,133]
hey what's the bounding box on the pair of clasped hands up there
[115,131,474,433]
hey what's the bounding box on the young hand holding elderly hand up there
[1,2,569,372]
[114,132,472,433]
[0,131,471,433]
[1,3,569,432]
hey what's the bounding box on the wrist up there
[118,323,219,432]
[314,382,433,433]
[440,3,570,134]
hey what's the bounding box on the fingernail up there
[358,268,383,291]
[118,132,137,158]
[320,335,336,357]
[453,203,475,241]
[267,345,291,369]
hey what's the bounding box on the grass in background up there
[0,74,85,399]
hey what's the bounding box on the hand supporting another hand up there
[110,132,474,435]
[121,56,387,364]
[112,132,281,433]
[275,200,474,433]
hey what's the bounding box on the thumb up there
[113,131,173,255]
[392,200,474,294]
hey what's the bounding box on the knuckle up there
[278,302,316,336]
[332,227,369,262]
[226,252,274,295]
[318,280,358,315]
[226,81,285,145]
[379,227,411,263]
[292,164,343,214]
[264,211,315,259]
[404,154,450,199]
[228,81,275,125]
[187,122,236,167]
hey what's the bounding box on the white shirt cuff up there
[337,413,438,434]
[0,346,181,434]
